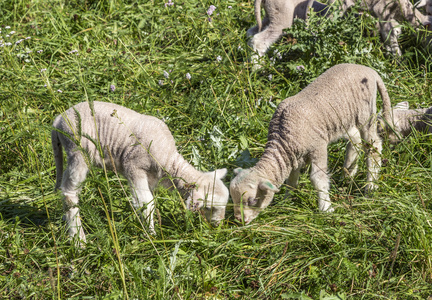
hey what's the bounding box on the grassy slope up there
[0,0,432,298]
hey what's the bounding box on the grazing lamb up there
[52,101,229,242]
[247,0,329,68]
[378,101,432,143]
[329,0,432,55]
[230,63,391,225]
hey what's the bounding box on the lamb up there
[328,0,432,56]
[247,0,329,68]
[378,101,432,143]
[52,101,229,243]
[230,63,391,225]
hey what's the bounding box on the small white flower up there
[228,6,232,9]
[5,42,11,46]
[185,73,191,80]
[44,84,47,87]
[238,45,243,50]
[268,74,273,81]
[57,89,63,93]
[37,50,43,53]
[163,71,169,78]
[41,68,47,72]
[25,37,31,40]
[158,80,164,86]
[6,35,9,38]
[68,49,78,54]
[5,26,10,29]
[15,39,24,44]
[216,55,222,62]
[9,31,15,35]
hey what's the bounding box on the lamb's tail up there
[51,129,64,190]
[255,0,263,32]
[376,75,392,125]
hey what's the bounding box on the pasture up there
[1,0,432,298]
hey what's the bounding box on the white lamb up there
[230,63,391,224]
[378,101,432,143]
[52,101,229,242]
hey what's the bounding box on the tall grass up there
[0,0,432,298]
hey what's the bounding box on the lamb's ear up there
[394,101,409,110]
[214,168,228,179]
[258,181,280,193]
[416,0,427,7]
[233,168,243,175]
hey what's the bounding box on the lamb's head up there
[378,101,410,144]
[185,168,229,226]
[230,168,279,225]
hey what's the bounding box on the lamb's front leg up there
[284,167,301,199]
[379,20,402,56]
[128,173,156,235]
[310,148,333,212]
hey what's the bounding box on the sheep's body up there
[247,0,329,68]
[330,0,432,55]
[52,101,228,242]
[230,64,391,224]
[378,101,432,142]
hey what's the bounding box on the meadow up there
[1,0,432,298]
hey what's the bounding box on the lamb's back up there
[53,101,177,172]
[269,64,380,151]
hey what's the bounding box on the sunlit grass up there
[0,0,432,298]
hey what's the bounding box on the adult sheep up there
[230,63,391,225]
[52,101,229,243]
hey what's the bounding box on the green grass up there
[1,0,432,298]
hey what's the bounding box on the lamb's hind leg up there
[127,171,156,235]
[343,127,362,178]
[310,147,334,212]
[361,125,382,192]
[61,154,89,243]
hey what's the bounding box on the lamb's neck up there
[166,152,203,190]
[253,144,293,187]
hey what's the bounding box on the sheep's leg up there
[284,168,301,199]
[363,127,382,192]
[61,155,88,243]
[246,16,270,37]
[310,148,333,212]
[343,127,362,178]
[379,20,402,56]
[128,173,156,235]
[248,26,283,70]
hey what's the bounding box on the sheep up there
[328,0,432,56]
[52,101,229,243]
[247,0,432,67]
[378,101,432,143]
[247,0,330,69]
[230,63,391,225]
